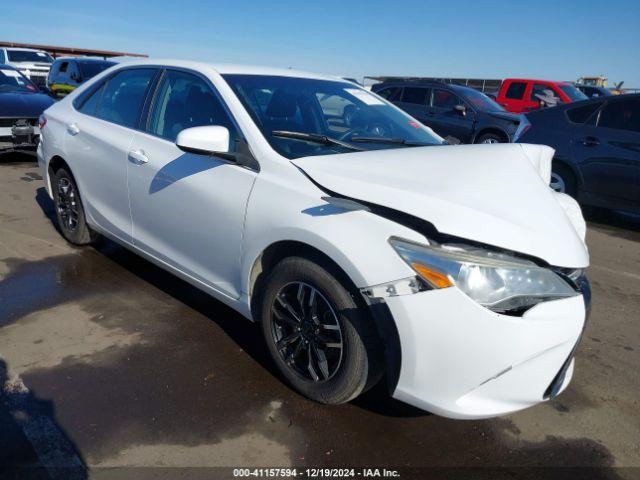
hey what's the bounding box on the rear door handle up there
[582,136,600,147]
[66,123,80,135]
[127,149,149,165]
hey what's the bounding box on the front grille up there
[0,118,38,128]
[28,74,47,87]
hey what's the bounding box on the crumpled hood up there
[292,143,589,268]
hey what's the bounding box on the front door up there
[127,69,257,298]
[428,89,474,143]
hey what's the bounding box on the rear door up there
[65,67,158,243]
[396,86,431,125]
[572,97,640,209]
[498,80,528,113]
[428,88,474,142]
[127,68,257,298]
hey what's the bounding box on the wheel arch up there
[552,157,582,193]
[246,238,402,394]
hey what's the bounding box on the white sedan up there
[37,60,591,419]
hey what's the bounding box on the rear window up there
[505,82,526,100]
[566,102,601,124]
[559,84,588,102]
[597,98,640,133]
[401,87,429,105]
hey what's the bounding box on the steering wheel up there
[338,122,392,142]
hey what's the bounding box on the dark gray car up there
[371,81,520,144]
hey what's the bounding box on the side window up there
[96,68,156,128]
[58,62,69,80]
[401,87,429,105]
[505,82,526,100]
[531,84,562,103]
[377,87,401,101]
[598,99,640,133]
[148,70,238,145]
[433,89,461,109]
[68,62,80,83]
[566,102,601,124]
[78,83,106,116]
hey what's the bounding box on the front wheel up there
[260,257,383,404]
[550,163,577,198]
[476,132,504,144]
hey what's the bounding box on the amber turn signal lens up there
[411,263,454,289]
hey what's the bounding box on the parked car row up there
[0,46,53,87]
[371,80,520,143]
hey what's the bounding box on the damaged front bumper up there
[0,119,40,153]
[373,280,589,419]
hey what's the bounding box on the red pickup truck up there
[496,78,587,113]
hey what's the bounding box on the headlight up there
[390,237,578,313]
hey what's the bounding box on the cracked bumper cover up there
[383,284,588,419]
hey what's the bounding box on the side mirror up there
[176,126,230,155]
[454,104,466,116]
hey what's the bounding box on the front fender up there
[240,172,426,297]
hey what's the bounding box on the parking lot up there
[0,154,639,479]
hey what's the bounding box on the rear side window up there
[147,69,237,143]
[78,84,105,115]
[377,86,401,101]
[96,68,156,128]
[401,87,428,105]
[598,99,640,133]
[566,102,601,124]
[59,62,69,73]
[505,82,526,100]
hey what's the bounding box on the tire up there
[476,132,504,144]
[52,167,97,245]
[260,256,383,405]
[550,163,577,198]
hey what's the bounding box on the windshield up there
[462,88,504,112]
[222,74,442,159]
[78,61,115,79]
[7,50,53,63]
[559,84,588,102]
[0,68,38,93]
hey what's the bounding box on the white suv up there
[37,60,591,419]
[0,47,53,87]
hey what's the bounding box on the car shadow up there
[0,359,87,480]
[584,206,640,240]
[34,188,430,418]
[148,153,224,194]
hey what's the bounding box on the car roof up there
[374,81,475,94]
[504,78,571,86]
[54,56,116,63]
[3,47,48,53]
[109,58,346,82]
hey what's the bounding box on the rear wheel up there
[52,167,97,245]
[550,163,577,198]
[260,257,383,404]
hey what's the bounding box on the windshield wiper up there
[350,136,433,147]
[272,130,364,151]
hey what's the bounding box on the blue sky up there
[2,1,639,86]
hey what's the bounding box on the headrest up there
[266,90,298,118]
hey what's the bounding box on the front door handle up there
[127,149,149,165]
[582,136,600,147]
[66,123,80,135]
